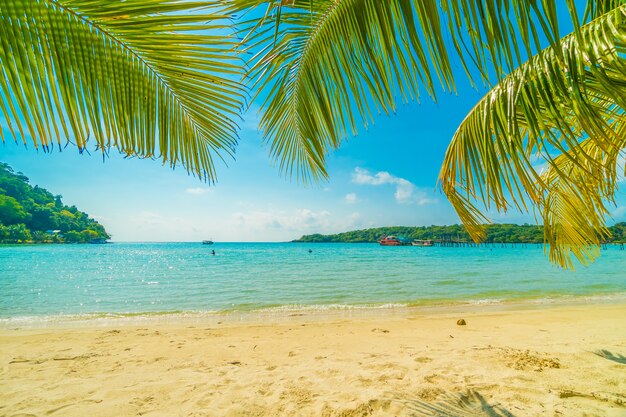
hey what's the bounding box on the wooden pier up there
[430,239,625,250]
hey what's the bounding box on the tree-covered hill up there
[0,163,110,243]
[294,223,626,244]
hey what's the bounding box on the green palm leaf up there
[585,0,625,20]
[0,0,244,180]
[439,5,626,267]
[236,0,576,182]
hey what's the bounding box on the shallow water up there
[1,242,625,321]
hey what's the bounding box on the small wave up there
[3,292,625,327]
[0,310,221,327]
[467,298,505,305]
[253,303,409,313]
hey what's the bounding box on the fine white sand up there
[1,303,625,416]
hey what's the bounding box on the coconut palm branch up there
[439,5,626,267]
[0,0,244,181]
[539,131,626,268]
[235,0,576,182]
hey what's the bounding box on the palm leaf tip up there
[0,0,245,181]
[439,4,626,268]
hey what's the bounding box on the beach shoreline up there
[2,301,625,416]
[1,293,625,329]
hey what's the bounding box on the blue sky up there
[2,2,625,242]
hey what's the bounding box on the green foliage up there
[0,0,243,181]
[0,195,29,225]
[294,223,626,244]
[6,223,32,242]
[439,6,626,268]
[237,0,578,182]
[0,163,110,244]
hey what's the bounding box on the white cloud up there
[352,167,396,186]
[351,167,437,205]
[229,208,365,239]
[232,209,331,231]
[344,193,358,204]
[186,187,212,195]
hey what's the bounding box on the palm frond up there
[584,0,625,21]
[235,0,579,182]
[439,5,626,267]
[0,0,244,181]
[540,137,621,268]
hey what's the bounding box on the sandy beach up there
[1,302,625,416]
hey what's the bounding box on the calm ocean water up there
[1,242,625,321]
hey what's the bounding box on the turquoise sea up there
[1,242,625,322]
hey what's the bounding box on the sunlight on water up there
[1,242,625,320]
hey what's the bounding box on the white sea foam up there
[254,303,409,313]
[467,298,505,305]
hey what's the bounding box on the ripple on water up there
[0,242,625,319]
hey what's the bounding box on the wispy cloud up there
[232,209,330,231]
[351,167,436,205]
[344,193,358,204]
[186,187,212,195]
[231,208,364,237]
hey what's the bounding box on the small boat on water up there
[378,236,404,246]
[411,239,434,247]
[202,240,214,245]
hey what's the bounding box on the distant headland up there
[293,223,626,244]
[0,163,110,244]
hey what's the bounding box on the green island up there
[294,223,626,244]
[0,163,110,244]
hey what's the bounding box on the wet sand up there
[1,303,625,416]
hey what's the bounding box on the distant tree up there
[0,224,9,241]
[7,224,32,243]
[0,163,110,243]
[0,195,30,225]
[295,224,546,244]
[27,205,58,231]
[63,231,83,243]
[31,230,49,242]
[81,229,100,242]
[55,209,77,233]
